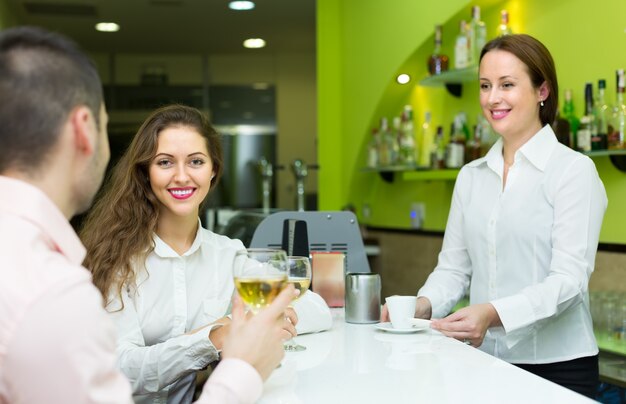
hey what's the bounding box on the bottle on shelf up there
[465,124,482,162]
[609,69,625,149]
[576,83,594,152]
[430,126,446,169]
[552,110,571,148]
[468,5,487,66]
[454,20,469,69]
[562,89,580,149]
[420,111,433,167]
[446,114,466,168]
[378,117,398,166]
[593,79,609,150]
[427,24,449,75]
[367,128,380,168]
[497,10,512,37]
[398,105,417,166]
[476,114,497,154]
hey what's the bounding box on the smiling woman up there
[79,104,332,404]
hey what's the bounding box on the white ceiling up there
[3,0,316,54]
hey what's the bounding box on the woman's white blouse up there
[418,125,607,364]
[107,226,332,403]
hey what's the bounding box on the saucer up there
[375,322,427,334]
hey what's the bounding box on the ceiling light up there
[243,38,266,49]
[396,74,411,84]
[229,1,255,10]
[95,22,120,32]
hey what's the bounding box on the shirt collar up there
[153,217,204,258]
[466,124,557,174]
[0,176,86,265]
[517,124,558,172]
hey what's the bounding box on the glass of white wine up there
[284,256,312,352]
[233,248,288,314]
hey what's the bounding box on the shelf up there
[362,166,460,183]
[419,67,479,97]
[583,149,626,172]
[419,66,479,86]
[401,169,460,181]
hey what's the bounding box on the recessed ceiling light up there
[95,22,120,32]
[243,38,266,49]
[396,73,411,84]
[229,1,255,11]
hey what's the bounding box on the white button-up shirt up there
[418,125,607,364]
[109,225,332,403]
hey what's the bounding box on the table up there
[258,309,595,404]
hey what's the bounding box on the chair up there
[249,210,371,274]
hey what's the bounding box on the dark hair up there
[81,104,223,305]
[0,26,103,174]
[480,34,558,126]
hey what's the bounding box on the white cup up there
[385,295,417,329]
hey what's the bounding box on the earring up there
[540,100,545,107]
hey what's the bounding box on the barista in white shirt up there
[80,104,332,404]
[384,34,606,399]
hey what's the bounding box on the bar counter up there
[258,309,595,403]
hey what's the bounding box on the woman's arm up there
[490,156,607,347]
[291,290,333,334]
[108,290,221,395]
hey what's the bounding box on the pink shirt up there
[0,176,262,404]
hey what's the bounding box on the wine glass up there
[284,256,312,352]
[233,248,288,314]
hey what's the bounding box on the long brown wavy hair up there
[80,104,223,306]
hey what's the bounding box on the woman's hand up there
[430,303,501,347]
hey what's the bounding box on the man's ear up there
[70,105,96,157]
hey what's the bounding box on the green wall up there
[0,0,17,29]
[318,0,626,243]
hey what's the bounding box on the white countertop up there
[259,309,595,404]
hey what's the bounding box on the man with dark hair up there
[0,26,291,404]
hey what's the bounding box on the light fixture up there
[243,38,266,49]
[396,74,411,84]
[95,22,120,32]
[229,1,255,10]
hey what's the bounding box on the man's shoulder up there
[0,214,95,345]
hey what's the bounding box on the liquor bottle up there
[377,117,390,166]
[593,79,609,150]
[379,117,398,166]
[427,25,449,75]
[468,5,487,66]
[577,115,592,152]
[446,114,466,168]
[465,125,482,162]
[367,128,380,168]
[454,20,469,69]
[577,83,594,152]
[420,111,433,167]
[398,105,417,166]
[430,126,445,169]
[609,69,625,149]
[562,89,580,149]
[497,10,512,37]
[552,110,571,148]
